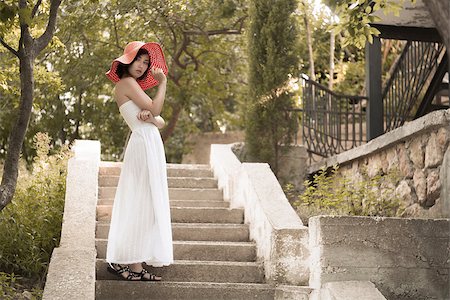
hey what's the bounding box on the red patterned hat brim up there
[106,41,168,90]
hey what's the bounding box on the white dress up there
[106,100,173,267]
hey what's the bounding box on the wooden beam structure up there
[365,37,383,140]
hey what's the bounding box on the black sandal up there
[107,263,136,280]
[131,268,162,281]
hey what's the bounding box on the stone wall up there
[43,140,100,300]
[210,144,309,285]
[309,109,450,218]
[182,131,244,164]
[309,215,450,300]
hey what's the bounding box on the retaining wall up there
[309,109,450,218]
[210,144,309,285]
[309,215,450,300]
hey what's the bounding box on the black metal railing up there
[383,41,445,131]
[299,74,368,157]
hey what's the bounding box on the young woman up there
[104,41,173,281]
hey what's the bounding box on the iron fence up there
[299,74,368,157]
[383,41,445,131]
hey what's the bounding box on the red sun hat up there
[106,41,168,90]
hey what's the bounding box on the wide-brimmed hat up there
[106,41,168,90]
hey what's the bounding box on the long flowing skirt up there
[106,125,173,267]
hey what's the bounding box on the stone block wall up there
[309,109,450,218]
[309,215,450,300]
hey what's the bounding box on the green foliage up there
[245,0,299,173]
[0,272,42,300]
[0,1,249,163]
[0,272,19,299]
[324,0,409,49]
[0,133,70,283]
[294,165,405,224]
[333,60,365,95]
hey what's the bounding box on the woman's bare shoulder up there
[114,79,134,105]
[115,78,136,96]
[116,77,138,89]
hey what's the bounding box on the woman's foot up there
[129,263,162,281]
[107,263,137,280]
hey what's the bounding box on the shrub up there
[0,132,70,287]
[0,272,42,300]
[294,165,405,225]
[245,0,299,174]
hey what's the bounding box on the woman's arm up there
[137,110,166,129]
[117,67,167,116]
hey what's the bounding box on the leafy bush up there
[0,132,70,287]
[293,165,405,225]
[0,272,42,300]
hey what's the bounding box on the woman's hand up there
[152,116,166,129]
[151,67,167,84]
[137,110,153,121]
[137,110,165,129]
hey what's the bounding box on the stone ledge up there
[43,140,100,300]
[210,144,309,285]
[309,109,450,173]
[319,281,386,300]
[42,247,96,300]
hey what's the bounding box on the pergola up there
[366,0,448,140]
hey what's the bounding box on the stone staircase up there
[95,162,276,299]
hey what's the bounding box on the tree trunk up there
[0,0,62,211]
[329,32,335,90]
[161,104,182,142]
[74,92,83,140]
[304,15,316,80]
[423,0,450,74]
[0,54,34,210]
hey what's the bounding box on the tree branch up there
[184,29,242,36]
[31,0,43,18]
[172,33,190,69]
[34,0,62,55]
[0,37,19,57]
[184,16,247,37]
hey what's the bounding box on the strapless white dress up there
[106,100,173,267]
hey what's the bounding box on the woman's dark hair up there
[116,48,150,80]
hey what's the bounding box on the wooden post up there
[365,37,383,140]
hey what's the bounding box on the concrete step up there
[98,198,230,207]
[96,222,249,242]
[96,205,244,224]
[98,176,218,189]
[96,259,264,283]
[98,187,223,200]
[167,166,213,178]
[171,200,228,208]
[172,207,244,224]
[96,239,256,262]
[168,177,218,188]
[99,162,213,178]
[96,281,275,300]
[97,198,229,208]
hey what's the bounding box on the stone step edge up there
[95,238,255,247]
[95,281,312,292]
[99,187,222,191]
[97,199,228,203]
[96,204,237,211]
[95,280,275,289]
[96,222,247,228]
[97,205,240,211]
[99,175,216,179]
[99,162,211,169]
[96,259,262,267]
